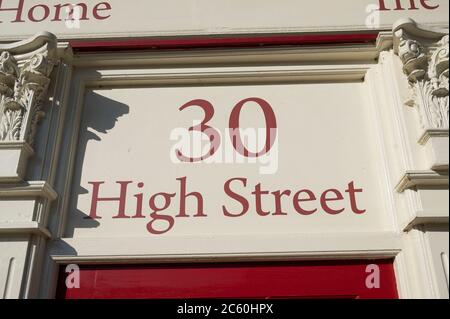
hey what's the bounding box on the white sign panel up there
[0,0,448,41]
[67,82,393,238]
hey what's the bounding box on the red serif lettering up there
[0,0,112,23]
[378,0,439,11]
[0,0,25,22]
[88,181,132,219]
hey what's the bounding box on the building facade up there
[0,0,448,299]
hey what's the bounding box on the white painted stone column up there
[392,19,449,298]
[0,33,72,299]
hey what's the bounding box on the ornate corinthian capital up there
[0,32,58,144]
[393,19,449,138]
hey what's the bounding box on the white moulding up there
[0,180,58,200]
[0,181,57,238]
[419,130,449,171]
[395,170,449,193]
[0,142,34,182]
[403,210,449,231]
[396,170,449,230]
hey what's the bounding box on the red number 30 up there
[176,99,221,162]
[176,97,277,162]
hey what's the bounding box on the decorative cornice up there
[0,32,58,145]
[393,19,449,134]
[395,170,449,193]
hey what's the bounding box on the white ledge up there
[403,210,449,231]
[0,181,58,201]
[0,221,51,238]
[0,141,33,151]
[0,142,34,183]
[418,129,449,145]
[49,232,401,263]
[395,170,449,193]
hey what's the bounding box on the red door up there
[57,260,398,299]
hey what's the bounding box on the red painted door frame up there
[57,260,398,299]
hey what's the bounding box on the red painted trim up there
[70,33,378,52]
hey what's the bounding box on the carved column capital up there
[393,19,449,139]
[0,32,58,145]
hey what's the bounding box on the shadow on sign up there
[65,90,130,237]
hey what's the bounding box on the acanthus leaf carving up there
[429,35,449,97]
[0,52,19,98]
[394,19,449,134]
[0,33,57,145]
